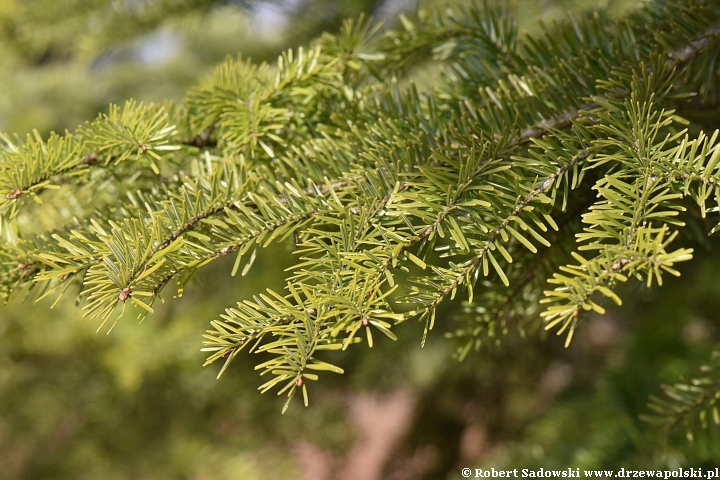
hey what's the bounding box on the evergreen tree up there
[2,0,720,453]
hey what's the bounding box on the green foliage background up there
[3,0,720,478]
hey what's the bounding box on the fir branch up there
[644,352,720,440]
[5,0,720,415]
[415,148,590,318]
[375,2,519,78]
[0,101,180,219]
[539,65,699,343]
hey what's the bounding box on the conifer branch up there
[0,101,180,219]
[4,0,720,415]
[643,352,720,440]
[669,24,720,68]
[414,148,591,321]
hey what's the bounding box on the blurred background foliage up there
[3,0,720,478]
